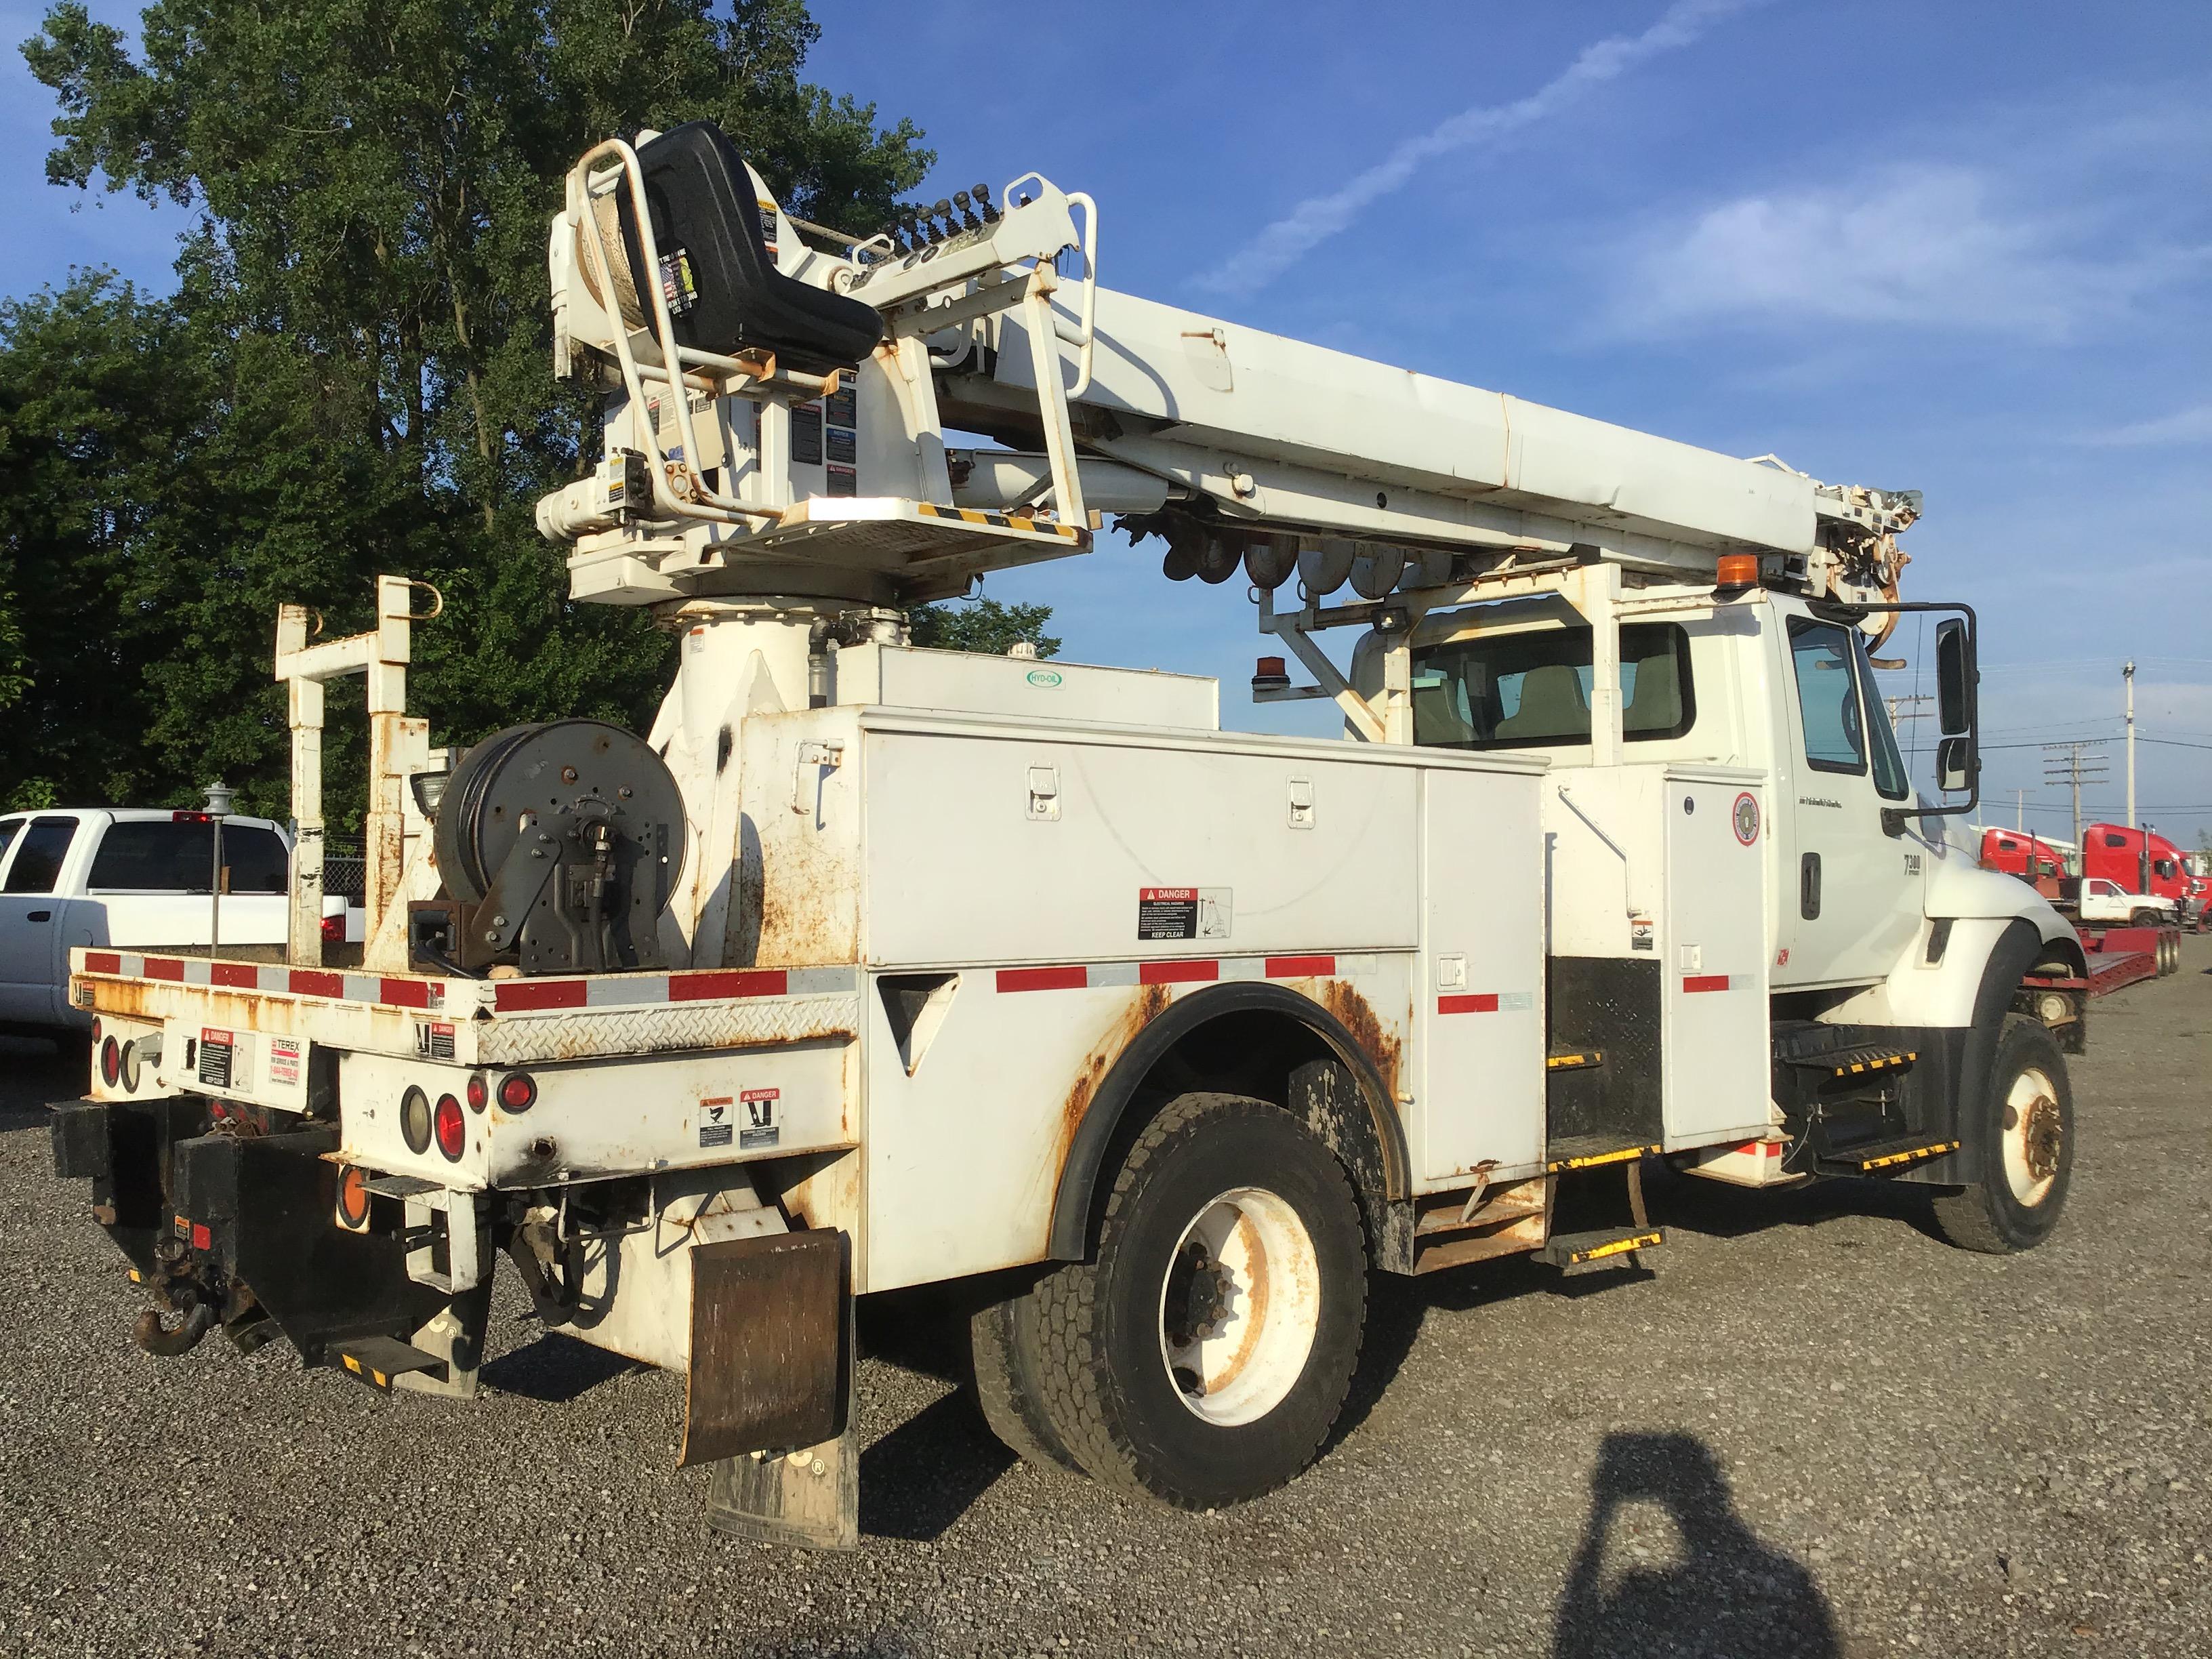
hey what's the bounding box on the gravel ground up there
[1,940,2206,1658]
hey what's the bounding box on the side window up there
[1,817,79,895]
[1786,621,1866,775]
[1858,638,1910,802]
[0,817,22,880]
[1410,623,1695,750]
[223,827,289,895]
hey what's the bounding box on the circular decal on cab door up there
[1733,792,1761,846]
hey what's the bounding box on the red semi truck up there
[2081,823,2200,928]
[1978,828,2068,885]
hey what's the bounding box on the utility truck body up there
[49,121,2089,1547]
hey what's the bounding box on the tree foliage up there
[6,0,937,819]
[907,597,1062,660]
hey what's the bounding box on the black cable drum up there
[432,720,687,975]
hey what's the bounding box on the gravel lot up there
[2,940,2206,1658]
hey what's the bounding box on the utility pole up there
[2123,661,2136,829]
[2042,740,2108,865]
[2015,788,2025,831]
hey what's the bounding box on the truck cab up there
[0,809,293,1034]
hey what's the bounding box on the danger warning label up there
[740,1087,781,1151]
[1137,887,1233,942]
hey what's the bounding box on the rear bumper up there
[49,1099,464,1374]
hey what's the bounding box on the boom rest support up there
[617,121,881,375]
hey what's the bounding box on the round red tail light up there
[399,1086,433,1155]
[336,1165,371,1229]
[465,1073,489,1113]
[99,1037,121,1087]
[433,1094,466,1160]
[90,1017,103,1043]
[497,1073,537,1111]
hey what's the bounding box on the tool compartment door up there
[1661,768,1771,1147]
[1416,766,1547,1182]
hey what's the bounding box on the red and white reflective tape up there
[490,965,855,1013]
[1437,990,1535,1015]
[79,951,446,1011]
[996,954,1351,994]
[74,951,857,1017]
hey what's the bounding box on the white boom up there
[537,134,1917,630]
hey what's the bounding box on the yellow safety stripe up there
[1547,1143,1659,1172]
[1858,1139,1959,1172]
[1572,1231,1663,1264]
[1546,1051,1602,1071]
[914,500,1085,541]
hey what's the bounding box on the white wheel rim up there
[1156,1186,1321,1427]
[1999,1067,2063,1208]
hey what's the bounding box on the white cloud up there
[2089,403,2212,447]
[1615,162,2207,340]
[1191,0,1759,298]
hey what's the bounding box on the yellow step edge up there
[1547,1143,1660,1172]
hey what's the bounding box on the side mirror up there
[1935,618,1973,737]
[1937,735,1973,794]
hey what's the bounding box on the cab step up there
[1536,1227,1663,1269]
[1544,1136,1659,1172]
[1545,1049,1605,1072]
[1782,1042,1918,1079]
[334,1335,447,1391]
[1816,1136,1960,1177]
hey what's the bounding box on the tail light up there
[465,1073,489,1113]
[400,1086,432,1155]
[434,1094,466,1160]
[99,1037,121,1088]
[90,1017,103,1044]
[335,1166,371,1230]
[497,1073,537,1111]
[321,914,344,944]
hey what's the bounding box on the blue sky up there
[6,0,2209,847]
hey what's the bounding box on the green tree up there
[12,0,931,816]
[908,596,1062,659]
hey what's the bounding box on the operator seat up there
[616,121,882,377]
[1494,662,1588,743]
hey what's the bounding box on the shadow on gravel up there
[483,1331,642,1401]
[859,1387,1018,1542]
[1641,1158,1950,1249]
[1553,1431,1838,1659]
[0,1036,78,1130]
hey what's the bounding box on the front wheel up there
[1931,1015,2074,1254]
[1026,1092,1368,1509]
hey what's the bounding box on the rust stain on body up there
[1042,981,1172,1201]
[1319,979,1403,1103]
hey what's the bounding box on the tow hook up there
[133,1290,214,1357]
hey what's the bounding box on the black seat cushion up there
[616,121,881,376]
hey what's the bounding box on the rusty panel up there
[741,714,862,969]
[681,1229,845,1466]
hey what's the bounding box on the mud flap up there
[687,1229,857,1551]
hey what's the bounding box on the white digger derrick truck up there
[49,121,2092,1549]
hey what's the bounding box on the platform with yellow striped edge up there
[1536,1226,1665,1269]
[334,1335,446,1393]
[1545,1049,1605,1072]
[1544,1138,1660,1174]
[693,495,1095,602]
[1817,1136,1961,1176]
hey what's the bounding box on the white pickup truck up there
[0,809,297,1036]
[2068,877,2178,927]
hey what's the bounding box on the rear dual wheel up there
[971,1093,1367,1508]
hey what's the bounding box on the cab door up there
[0,815,83,1024]
[1772,617,1921,988]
